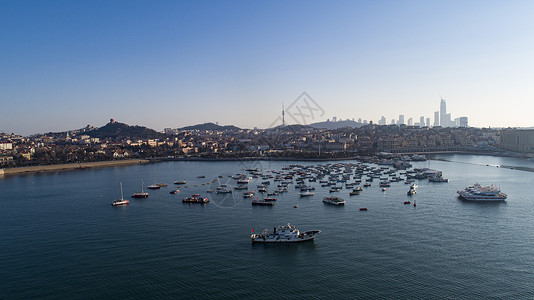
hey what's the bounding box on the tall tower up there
[434,111,439,126]
[282,104,285,126]
[440,98,447,127]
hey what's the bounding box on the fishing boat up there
[349,190,360,196]
[182,195,209,203]
[323,196,345,206]
[251,200,274,206]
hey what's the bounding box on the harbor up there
[1,154,534,299]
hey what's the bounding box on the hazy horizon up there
[2,1,534,136]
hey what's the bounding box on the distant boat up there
[132,178,149,198]
[428,176,448,183]
[174,180,186,185]
[349,190,360,196]
[252,200,274,206]
[147,184,160,190]
[299,191,314,197]
[323,196,345,206]
[182,195,209,203]
[112,182,129,206]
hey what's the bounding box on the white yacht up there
[251,223,321,243]
[299,191,314,197]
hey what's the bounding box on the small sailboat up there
[112,182,129,206]
[132,178,149,198]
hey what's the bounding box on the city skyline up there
[2,1,534,136]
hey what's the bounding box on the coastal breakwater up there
[1,159,150,176]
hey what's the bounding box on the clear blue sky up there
[1,0,533,135]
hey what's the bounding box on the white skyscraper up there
[434,111,439,126]
[440,98,447,127]
[378,116,386,125]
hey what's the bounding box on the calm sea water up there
[1,155,534,299]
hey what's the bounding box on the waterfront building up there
[500,129,534,153]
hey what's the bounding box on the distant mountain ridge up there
[179,122,241,131]
[310,120,364,129]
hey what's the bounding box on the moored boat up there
[251,223,320,243]
[251,200,274,206]
[112,183,129,206]
[182,195,209,203]
[323,196,345,206]
[132,179,149,198]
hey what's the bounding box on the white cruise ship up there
[457,183,507,201]
[251,223,320,243]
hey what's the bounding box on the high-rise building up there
[407,118,413,126]
[426,118,430,127]
[419,116,425,127]
[440,98,447,127]
[391,119,395,125]
[434,111,439,126]
[378,116,386,125]
[458,117,468,127]
[398,115,405,125]
[446,113,452,127]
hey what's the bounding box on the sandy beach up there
[0,159,150,176]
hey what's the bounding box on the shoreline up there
[0,159,150,177]
[2,150,532,177]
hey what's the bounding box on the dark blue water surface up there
[1,155,534,299]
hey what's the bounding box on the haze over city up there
[2,0,533,136]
